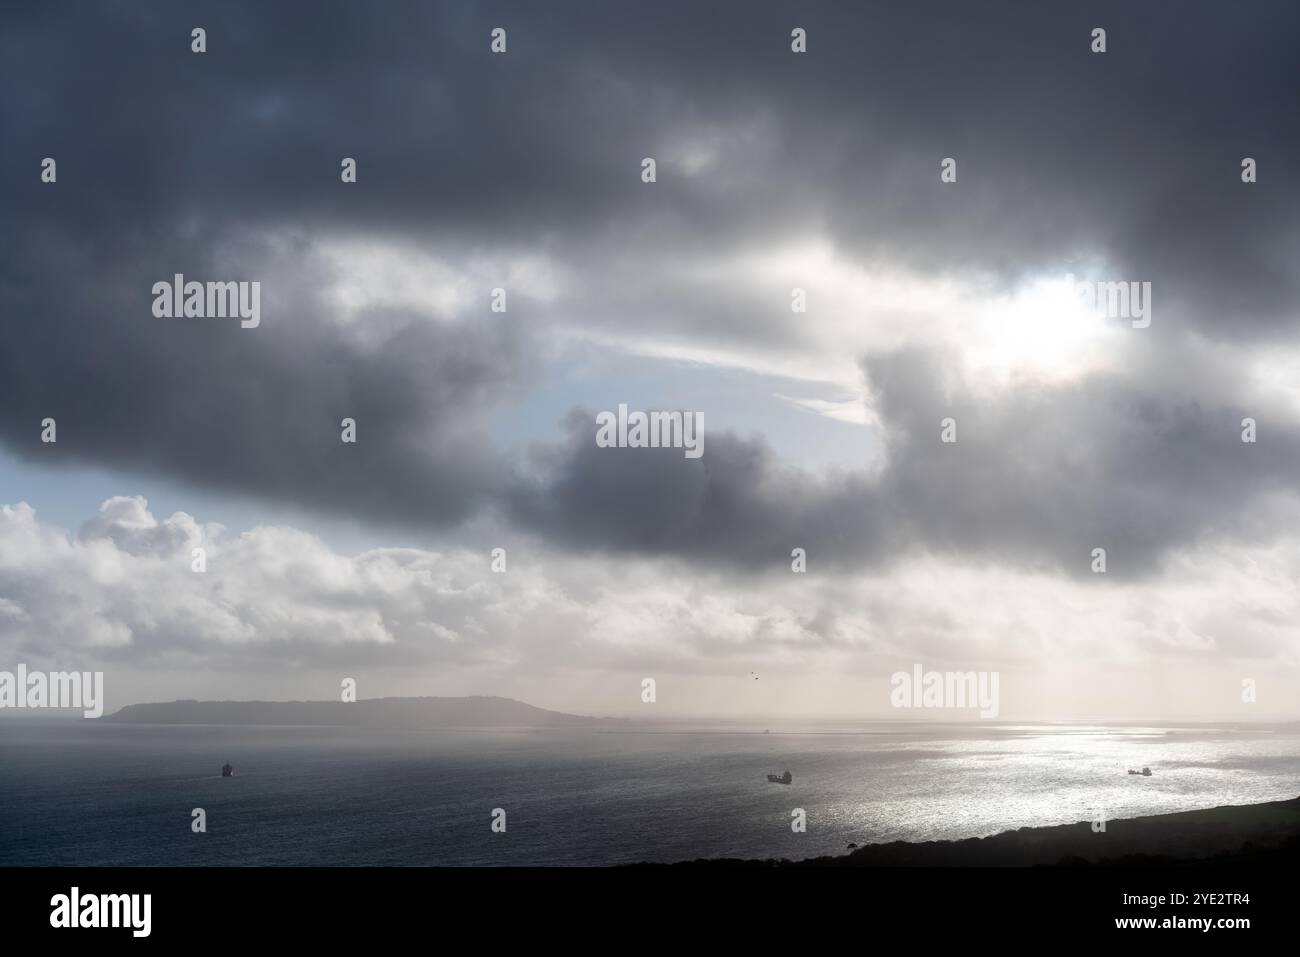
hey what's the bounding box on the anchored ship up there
[766,770,793,785]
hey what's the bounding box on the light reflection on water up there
[1,720,1297,865]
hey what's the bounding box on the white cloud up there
[2,497,1298,718]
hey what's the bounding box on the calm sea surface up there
[2,720,1298,865]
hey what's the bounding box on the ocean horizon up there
[4,718,1297,867]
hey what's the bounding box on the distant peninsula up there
[102,695,617,729]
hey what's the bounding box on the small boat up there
[221,763,234,778]
[766,770,793,785]
[1127,767,1152,777]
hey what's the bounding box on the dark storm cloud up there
[0,227,523,527]
[3,1,1295,327]
[506,409,897,567]
[504,345,1300,578]
[1,1,1298,566]
[859,345,1300,577]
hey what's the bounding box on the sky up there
[1,1,1298,720]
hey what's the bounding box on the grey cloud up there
[1,0,1298,573]
[503,345,1300,577]
[3,1,1296,335]
[0,228,524,529]
[861,346,1300,577]
[506,409,895,567]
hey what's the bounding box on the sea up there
[2,719,1298,866]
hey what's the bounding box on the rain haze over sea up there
[3,720,1297,866]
